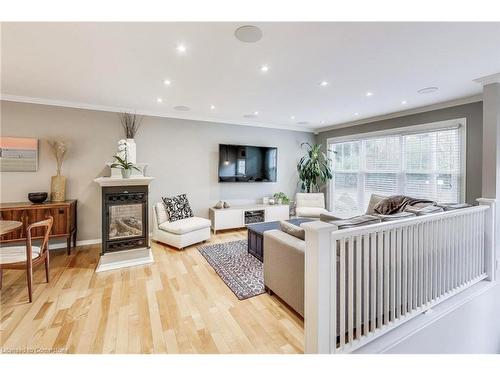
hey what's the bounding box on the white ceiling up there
[2,22,500,132]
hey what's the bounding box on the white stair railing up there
[303,198,496,354]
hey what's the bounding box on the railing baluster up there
[370,233,376,332]
[402,227,408,316]
[390,229,396,321]
[348,236,354,344]
[363,234,369,336]
[355,235,362,340]
[339,238,346,348]
[384,231,390,325]
[377,232,383,328]
[396,228,402,319]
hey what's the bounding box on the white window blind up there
[328,120,465,217]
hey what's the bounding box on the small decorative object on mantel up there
[48,139,69,202]
[119,112,143,164]
[28,192,48,204]
[223,201,231,209]
[268,197,276,205]
[213,200,224,209]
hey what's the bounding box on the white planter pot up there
[126,138,137,164]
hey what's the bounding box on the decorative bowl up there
[28,192,48,204]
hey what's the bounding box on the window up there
[328,119,465,217]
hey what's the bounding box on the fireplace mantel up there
[94,176,154,187]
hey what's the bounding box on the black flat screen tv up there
[218,144,277,182]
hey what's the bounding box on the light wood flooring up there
[0,229,304,354]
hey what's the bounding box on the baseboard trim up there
[49,238,101,250]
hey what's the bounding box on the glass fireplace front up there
[108,203,144,240]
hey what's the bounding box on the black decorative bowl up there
[28,192,48,204]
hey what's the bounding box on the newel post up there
[302,221,337,354]
[477,198,497,281]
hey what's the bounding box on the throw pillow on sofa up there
[280,221,305,240]
[162,193,194,222]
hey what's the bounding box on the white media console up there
[208,204,290,234]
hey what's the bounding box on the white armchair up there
[152,202,211,249]
[295,193,329,219]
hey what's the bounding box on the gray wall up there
[0,101,314,241]
[316,101,484,204]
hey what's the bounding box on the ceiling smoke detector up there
[174,105,190,111]
[235,25,263,43]
[417,87,439,94]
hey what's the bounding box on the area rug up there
[197,240,265,300]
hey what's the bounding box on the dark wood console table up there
[0,200,77,254]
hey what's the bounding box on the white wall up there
[0,100,314,240]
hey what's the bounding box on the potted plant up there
[110,155,141,179]
[297,142,333,193]
[273,192,290,205]
[47,139,69,202]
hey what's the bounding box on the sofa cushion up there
[159,217,211,235]
[329,214,381,229]
[155,202,169,225]
[375,212,416,221]
[438,203,472,211]
[405,205,443,216]
[279,221,305,240]
[162,193,194,222]
[365,194,387,215]
[296,207,329,218]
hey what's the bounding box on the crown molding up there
[0,94,314,134]
[314,94,483,133]
[474,73,500,86]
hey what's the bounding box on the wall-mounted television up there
[218,144,277,182]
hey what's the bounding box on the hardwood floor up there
[0,229,304,354]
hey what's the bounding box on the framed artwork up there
[0,137,39,172]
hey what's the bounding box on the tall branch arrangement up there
[119,112,143,138]
[297,142,333,193]
[47,139,68,176]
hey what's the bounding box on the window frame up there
[326,118,467,214]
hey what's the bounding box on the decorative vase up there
[50,175,66,202]
[126,138,137,164]
[121,169,132,179]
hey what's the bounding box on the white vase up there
[126,138,137,164]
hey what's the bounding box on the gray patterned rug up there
[197,240,265,300]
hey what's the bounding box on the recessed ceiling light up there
[163,79,171,86]
[354,112,359,116]
[253,111,259,115]
[320,121,325,125]
[234,25,263,43]
[401,100,408,105]
[176,44,187,53]
[210,105,216,110]
[418,87,439,94]
[290,115,295,120]
[366,92,374,97]
[156,98,163,103]
[260,65,269,72]
[174,105,190,111]
[320,81,329,87]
